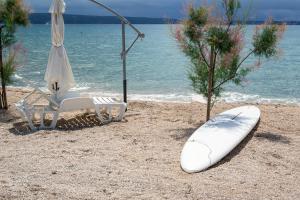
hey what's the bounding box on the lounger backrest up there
[35,88,59,107]
[59,97,94,112]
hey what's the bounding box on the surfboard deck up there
[180,106,260,173]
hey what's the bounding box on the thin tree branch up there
[210,96,217,111]
[224,0,239,33]
[211,50,218,92]
[223,0,232,32]
[196,41,210,68]
[237,49,255,69]
[213,49,254,90]
[226,17,233,32]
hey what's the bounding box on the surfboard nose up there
[180,141,211,173]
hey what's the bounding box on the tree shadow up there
[209,120,260,170]
[0,109,20,123]
[255,132,291,144]
[9,113,124,136]
[169,121,205,141]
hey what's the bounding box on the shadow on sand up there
[169,121,205,141]
[9,113,122,135]
[254,132,291,144]
[0,109,20,123]
[211,122,292,170]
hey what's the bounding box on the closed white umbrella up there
[45,0,75,99]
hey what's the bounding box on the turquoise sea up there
[13,24,300,104]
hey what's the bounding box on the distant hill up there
[29,13,300,25]
[245,20,300,25]
[29,13,178,24]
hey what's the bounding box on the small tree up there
[0,0,29,109]
[175,0,285,121]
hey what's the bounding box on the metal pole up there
[122,22,127,103]
[0,26,2,109]
[88,0,145,104]
[88,0,145,38]
[0,25,7,109]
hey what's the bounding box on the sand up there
[0,88,299,200]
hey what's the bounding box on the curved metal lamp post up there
[88,0,145,103]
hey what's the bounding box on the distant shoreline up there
[30,13,178,24]
[29,13,300,25]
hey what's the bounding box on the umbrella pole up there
[122,22,127,103]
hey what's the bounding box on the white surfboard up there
[181,106,260,173]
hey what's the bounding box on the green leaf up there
[189,7,208,27]
[0,0,29,47]
[223,0,241,21]
[206,27,234,54]
[1,52,17,85]
[253,24,278,58]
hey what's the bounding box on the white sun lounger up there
[15,87,59,130]
[93,97,127,122]
[16,88,127,130]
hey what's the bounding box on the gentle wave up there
[221,92,300,105]
[14,74,23,80]
[81,89,300,105]
[130,92,300,105]
[70,86,91,91]
[8,85,300,105]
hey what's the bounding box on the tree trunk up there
[0,27,2,109]
[0,27,7,110]
[206,47,215,121]
[206,68,213,121]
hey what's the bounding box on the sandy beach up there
[0,88,299,200]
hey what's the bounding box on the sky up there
[25,0,300,20]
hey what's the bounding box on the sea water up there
[13,24,300,104]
